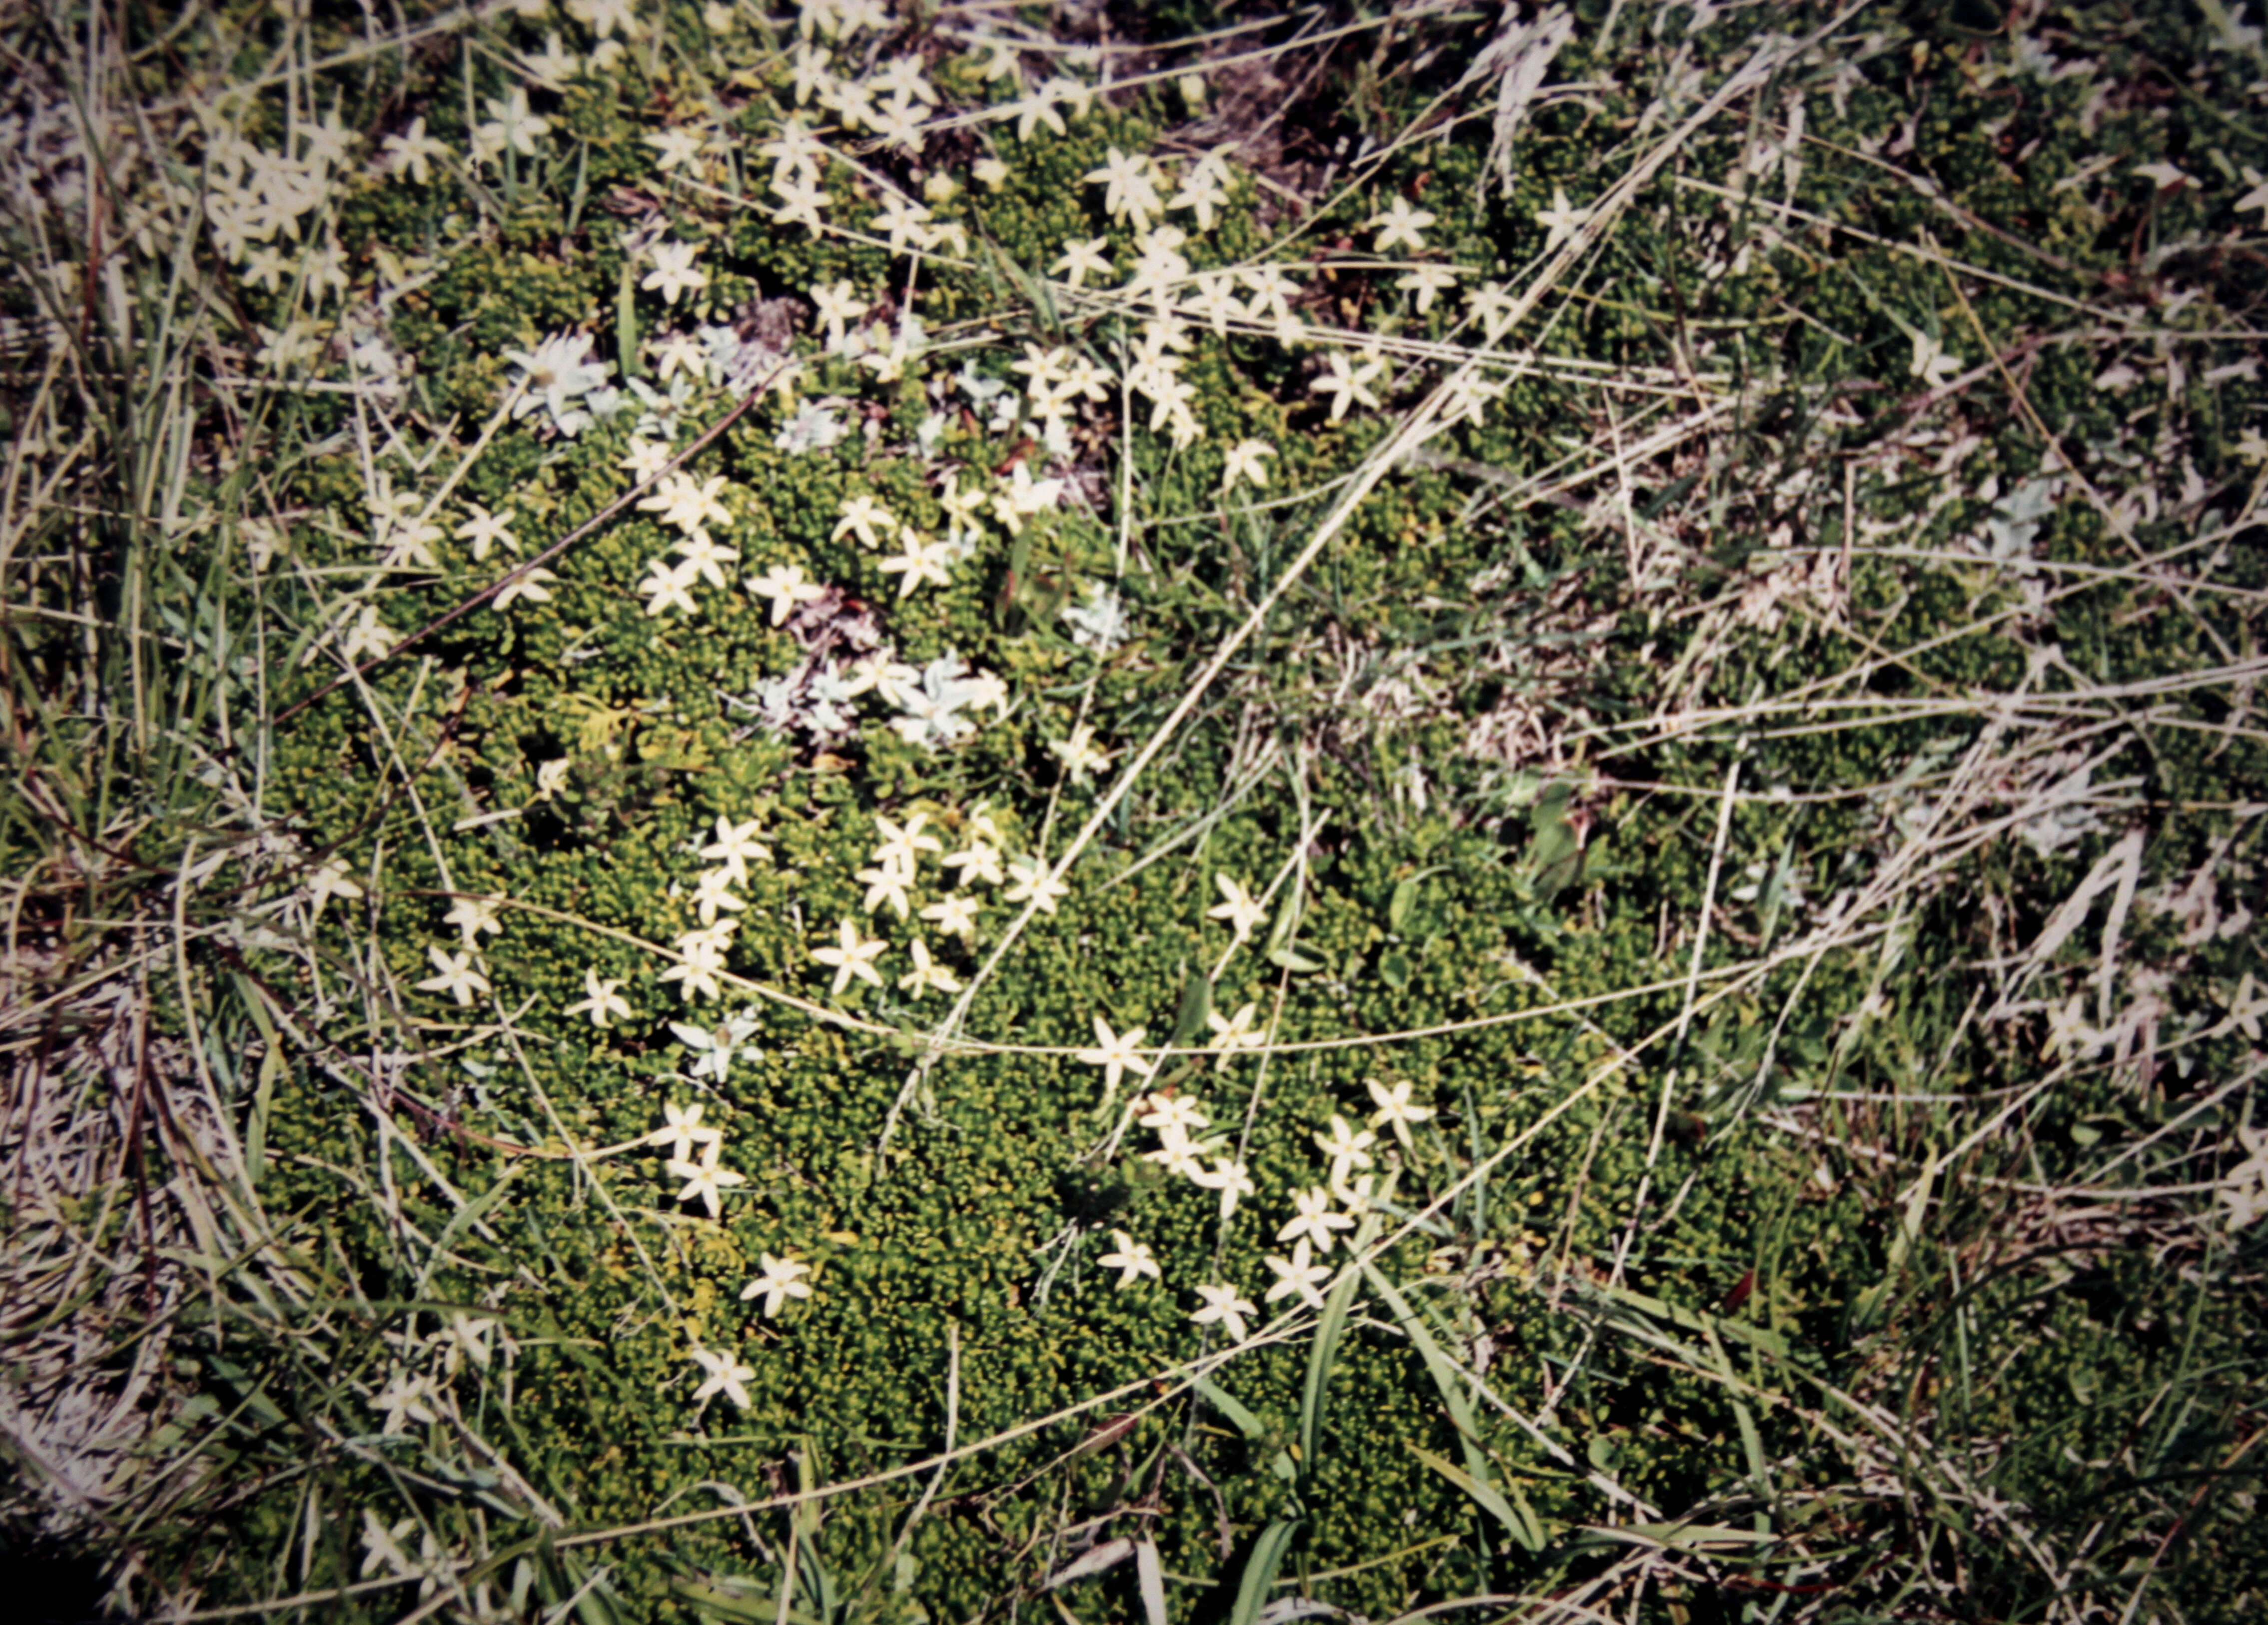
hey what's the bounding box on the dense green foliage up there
[3,1,2265,1622]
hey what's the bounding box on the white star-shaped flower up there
[689,867,746,926]
[380,117,448,184]
[638,472,733,534]
[1370,195,1435,253]
[646,126,705,171]
[1207,874,1266,939]
[877,530,954,598]
[674,532,739,591]
[1396,263,1462,314]
[1366,1076,1436,1149]
[1277,1186,1356,1254]
[1221,438,1275,492]
[1324,1112,1370,1171]
[1189,1282,1257,1341]
[1192,1156,1256,1221]
[1310,349,1384,423]
[1082,146,1163,231]
[414,945,490,1006]
[1314,1114,1376,1183]
[1009,84,1067,141]
[991,460,1065,535]
[700,815,772,882]
[666,1148,747,1219]
[748,561,826,626]
[1098,1229,1161,1289]
[637,557,701,617]
[564,967,633,1028]
[659,927,731,1002]
[492,565,559,611]
[443,895,505,943]
[642,240,709,306]
[647,1100,724,1162]
[1139,1091,1211,1136]
[857,863,913,919]
[811,917,886,992]
[1909,328,1962,388]
[832,494,895,550]
[1002,855,1069,913]
[1533,186,1586,251]
[369,1371,437,1434]
[1262,1239,1331,1308]
[809,279,867,346]
[1049,723,1112,781]
[1074,1014,1154,1102]
[919,893,981,938]
[739,1253,813,1317]
[305,855,363,915]
[1051,235,1114,288]
[1206,1001,1266,1054]
[896,936,963,995]
[770,171,830,229]
[620,437,674,482]
[454,503,518,561]
[872,812,944,870]
[689,1345,756,1409]
[944,838,1005,885]
[482,87,551,157]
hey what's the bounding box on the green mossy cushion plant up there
[3,0,2266,1621]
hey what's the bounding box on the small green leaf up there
[1192,1375,1266,1442]
[1410,1444,1546,1552]
[1574,1521,1775,1553]
[1169,967,1212,1049]
[1228,1520,1300,1625]
[1381,950,1411,990]
[1298,1254,1363,1472]
[616,257,640,380]
[1389,876,1418,935]
[1265,876,1303,953]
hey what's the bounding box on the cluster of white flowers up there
[879,652,1009,748]
[742,640,1007,751]
[354,1303,507,1452]
[629,468,739,617]
[506,330,619,438]
[410,894,506,1008]
[639,1091,818,1412]
[996,342,1116,459]
[810,805,1037,997]
[1088,1080,1413,1335]
[832,489,957,599]
[1074,959,1438,1342]
[696,17,1529,580]
[647,1098,744,1219]
[643,814,774,1008]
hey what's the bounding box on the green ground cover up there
[3,1,2266,1621]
